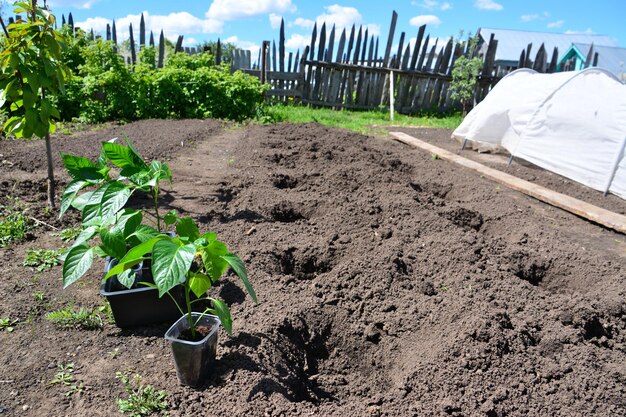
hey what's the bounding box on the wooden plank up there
[352,26,362,64]
[279,19,285,73]
[432,38,453,109]
[395,31,405,69]
[321,24,337,101]
[524,43,533,68]
[272,40,277,74]
[361,28,369,63]
[547,46,558,73]
[265,89,302,97]
[390,132,626,235]
[345,24,356,64]
[534,43,547,72]
[312,23,327,101]
[329,29,347,103]
[417,34,429,70]
[302,59,453,79]
[382,10,398,67]
[410,25,426,71]
[299,46,308,97]
[241,69,304,81]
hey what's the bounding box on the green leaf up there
[151,240,195,297]
[127,224,160,244]
[102,141,147,171]
[223,253,257,303]
[200,240,229,282]
[116,269,137,289]
[100,228,126,260]
[163,210,178,226]
[108,208,142,240]
[73,225,98,247]
[82,181,131,226]
[210,298,232,336]
[61,154,104,182]
[176,217,199,241]
[62,244,95,288]
[188,271,212,298]
[59,179,87,218]
[103,236,164,280]
[71,190,93,211]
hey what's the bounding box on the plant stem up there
[152,186,160,232]
[44,132,56,209]
[184,277,195,339]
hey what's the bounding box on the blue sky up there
[40,0,626,55]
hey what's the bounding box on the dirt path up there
[0,120,624,416]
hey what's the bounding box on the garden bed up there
[0,120,624,416]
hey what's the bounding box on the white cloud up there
[183,37,198,47]
[521,11,549,22]
[206,0,295,21]
[48,0,99,9]
[521,14,539,22]
[269,13,283,29]
[412,0,452,11]
[76,11,223,43]
[225,35,260,52]
[547,20,564,29]
[565,28,595,35]
[285,33,310,50]
[291,17,315,30]
[409,15,442,27]
[474,0,503,11]
[313,5,380,36]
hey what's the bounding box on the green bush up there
[53,39,266,123]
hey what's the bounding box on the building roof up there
[567,43,626,80]
[478,28,617,63]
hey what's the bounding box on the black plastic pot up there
[100,257,185,329]
[165,313,221,387]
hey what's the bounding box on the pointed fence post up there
[158,30,165,68]
[139,13,145,48]
[129,23,136,66]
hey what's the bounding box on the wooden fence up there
[231,11,502,114]
[230,11,582,114]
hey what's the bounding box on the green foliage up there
[60,139,171,288]
[105,212,257,336]
[0,2,70,138]
[23,247,65,271]
[116,371,169,417]
[51,36,266,123]
[450,34,483,114]
[263,103,463,133]
[0,199,32,247]
[55,226,82,241]
[50,362,84,396]
[0,317,18,332]
[46,305,103,330]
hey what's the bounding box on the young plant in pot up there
[104,213,257,387]
[60,138,183,328]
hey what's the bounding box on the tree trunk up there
[45,132,56,208]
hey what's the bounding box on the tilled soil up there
[0,120,624,416]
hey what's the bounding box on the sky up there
[32,0,626,57]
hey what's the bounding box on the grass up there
[46,305,104,330]
[0,198,32,247]
[23,248,65,271]
[116,371,169,417]
[263,103,462,134]
[54,226,82,242]
[0,317,18,332]
[50,362,84,396]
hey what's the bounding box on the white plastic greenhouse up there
[452,68,626,200]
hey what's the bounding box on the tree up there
[449,34,483,115]
[0,1,70,208]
